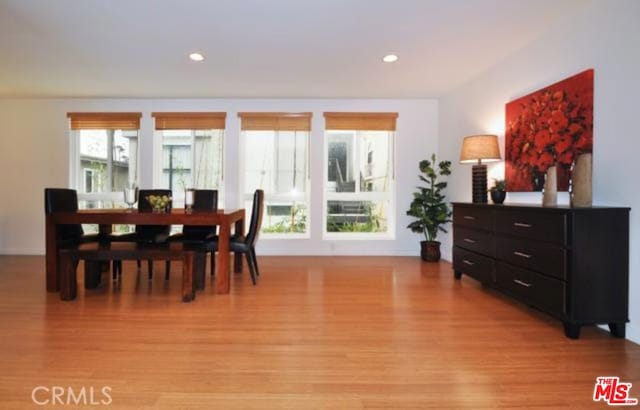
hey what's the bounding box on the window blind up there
[152,112,227,130]
[238,112,312,131]
[67,112,142,130]
[323,112,398,131]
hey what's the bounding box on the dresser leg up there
[608,322,626,338]
[563,322,581,339]
[454,270,462,280]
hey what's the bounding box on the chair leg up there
[165,261,171,281]
[112,260,119,281]
[210,251,216,276]
[148,260,153,281]
[250,247,260,277]
[245,251,257,285]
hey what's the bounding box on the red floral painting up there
[505,69,593,191]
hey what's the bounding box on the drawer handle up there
[513,279,532,288]
[462,259,475,266]
[463,216,476,220]
[513,222,533,228]
[463,238,476,244]
[513,251,532,259]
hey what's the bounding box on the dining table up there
[45,208,246,294]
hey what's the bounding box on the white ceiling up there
[0,0,584,98]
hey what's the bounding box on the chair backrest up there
[44,188,84,241]
[245,189,264,246]
[136,189,172,238]
[182,189,218,239]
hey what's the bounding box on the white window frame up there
[153,129,225,206]
[323,129,396,240]
[239,129,311,239]
[70,129,139,205]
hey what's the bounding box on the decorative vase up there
[420,241,441,262]
[571,153,592,207]
[490,190,506,205]
[542,165,557,206]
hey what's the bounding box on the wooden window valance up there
[67,112,142,130]
[152,112,227,130]
[323,112,398,131]
[238,112,312,131]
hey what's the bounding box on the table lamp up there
[459,135,501,203]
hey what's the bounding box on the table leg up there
[59,254,77,301]
[182,253,195,302]
[45,215,59,292]
[216,222,231,294]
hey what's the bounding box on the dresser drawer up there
[454,226,495,257]
[496,236,567,280]
[496,262,565,317]
[453,206,494,231]
[453,247,495,284]
[495,210,567,244]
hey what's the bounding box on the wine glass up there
[123,183,138,212]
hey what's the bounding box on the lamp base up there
[472,164,488,203]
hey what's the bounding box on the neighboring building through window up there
[152,112,226,207]
[239,112,311,237]
[323,112,397,238]
[68,112,141,233]
[68,112,140,210]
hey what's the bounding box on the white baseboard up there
[0,248,45,255]
[623,324,639,345]
[257,249,419,256]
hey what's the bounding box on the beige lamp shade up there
[459,134,501,163]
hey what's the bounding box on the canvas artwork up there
[505,69,594,192]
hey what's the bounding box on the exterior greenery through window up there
[239,112,311,236]
[69,112,141,234]
[157,129,224,207]
[153,112,226,208]
[324,112,397,237]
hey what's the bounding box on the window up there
[239,112,311,237]
[68,112,140,210]
[323,112,397,237]
[152,112,226,207]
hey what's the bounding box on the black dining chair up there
[167,189,218,280]
[112,189,172,280]
[45,188,102,287]
[44,188,100,246]
[208,189,264,285]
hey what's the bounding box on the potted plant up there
[489,179,507,204]
[406,154,452,262]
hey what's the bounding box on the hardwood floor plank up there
[0,255,637,409]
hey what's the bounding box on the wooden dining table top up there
[49,208,245,225]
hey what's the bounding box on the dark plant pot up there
[490,190,506,205]
[420,241,441,262]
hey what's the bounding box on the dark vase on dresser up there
[452,202,630,339]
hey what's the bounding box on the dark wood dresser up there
[452,202,630,339]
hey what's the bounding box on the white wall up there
[438,0,640,342]
[0,98,438,256]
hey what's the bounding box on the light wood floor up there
[0,255,638,409]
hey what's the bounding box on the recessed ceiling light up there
[382,54,398,63]
[189,52,205,62]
